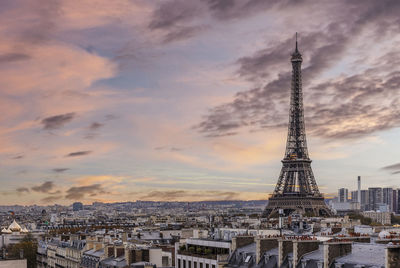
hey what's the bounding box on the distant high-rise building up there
[351,191,358,202]
[338,188,349,203]
[73,202,83,211]
[368,188,383,211]
[360,190,369,211]
[393,189,400,214]
[357,176,361,204]
[383,187,394,212]
[350,177,362,204]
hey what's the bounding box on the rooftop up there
[335,243,386,266]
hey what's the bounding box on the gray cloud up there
[0,53,30,64]
[16,187,30,193]
[65,184,108,199]
[16,170,28,175]
[162,25,207,43]
[204,0,236,13]
[20,0,61,44]
[65,151,92,157]
[154,146,183,152]
[41,195,62,204]
[148,0,209,43]
[382,163,400,171]
[202,0,305,20]
[148,0,333,43]
[198,65,400,139]
[11,155,24,160]
[84,122,104,139]
[52,168,69,173]
[105,114,118,121]
[31,181,55,193]
[196,0,400,139]
[41,113,75,130]
[304,71,400,139]
[140,190,190,200]
[89,122,103,130]
[84,134,96,139]
[149,0,201,30]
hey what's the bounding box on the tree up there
[391,214,400,224]
[348,213,372,225]
[304,211,316,217]
[8,234,37,268]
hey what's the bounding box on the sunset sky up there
[1,0,400,205]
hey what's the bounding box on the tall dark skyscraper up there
[264,34,331,217]
[383,187,394,212]
[360,190,369,211]
[368,187,383,211]
[338,188,349,203]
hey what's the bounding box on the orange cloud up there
[73,175,125,186]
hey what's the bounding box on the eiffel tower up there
[264,34,332,218]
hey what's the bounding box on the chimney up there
[256,237,279,263]
[386,245,400,268]
[105,245,114,258]
[231,236,255,251]
[278,239,293,267]
[125,246,132,266]
[122,232,128,242]
[323,241,352,268]
[358,176,361,204]
[292,239,320,267]
[94,242,104,251]
[115,246,125,258]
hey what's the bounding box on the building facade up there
[176,239,231,268]
[362,211,391,225]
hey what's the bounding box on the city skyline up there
[1,0,400,205]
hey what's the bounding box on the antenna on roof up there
[295,32,298,52]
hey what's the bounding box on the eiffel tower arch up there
[264,34,332,218]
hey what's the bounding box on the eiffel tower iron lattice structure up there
[264,34,332,218]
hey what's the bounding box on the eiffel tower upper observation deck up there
[264,34,332,217]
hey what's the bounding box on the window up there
[200,263,203,268]
[189,261,192,268]
[178,259,181,268]
[183,260,186,268]
[194,262,197,268]
[206,264,209,268]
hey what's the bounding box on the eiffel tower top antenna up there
[295,32,298,52]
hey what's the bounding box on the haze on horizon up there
[1,0,400,205]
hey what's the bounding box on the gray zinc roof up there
[335,243,385,267]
